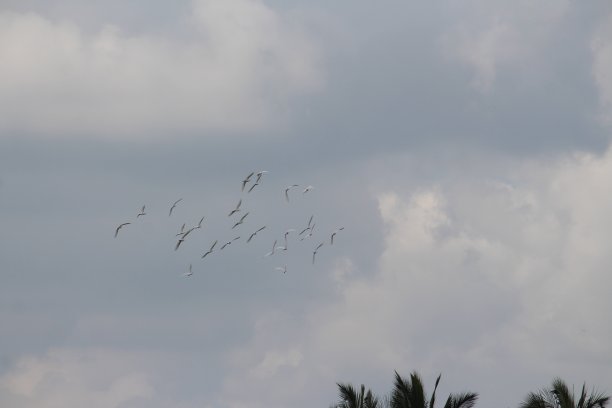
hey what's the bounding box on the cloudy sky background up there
[1,1,612,407]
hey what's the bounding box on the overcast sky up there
[1,1,612,407]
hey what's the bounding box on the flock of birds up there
[114,171,344,277]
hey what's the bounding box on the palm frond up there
[391,371,412,408]
[552,378,575,408]
[584,391,610,408]
[520,392,554,408]
[338,382,358,408]
[430,374,442,408]
[365,389,381,408]
[409,371,427,408]
[444,392,479,408]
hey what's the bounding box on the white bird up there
[232,212,249,229]
[241,172,254,192]
[283,229,295,249]
[255,170,268,183]
[228,199,242,217]
[201,240,218,259]
[330,227,344,245]
[195,216,205,229]
[247,226,266,243]
[169,198,183,217]
[284,185,299,202]
[247,182,259,193]
[175,227,195,250]
[114,222,131,238]
[302,185,314,194]
[275,265,287,274]
[312,242,324,264]
[299,216,314,236]
[301,223,316,241]
[265,240,278,257]
[183,264,193,277]
[220,237,240,250]
[137,205,146,218]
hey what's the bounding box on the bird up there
[247,182,259,193]
[330,227,344,245]
[232,212,249,229]
[275,265,287,274]
[283,229,295,249]
[247,226,266,243]
[176,223,186,236]
[284,185,299,202]
[299,216,314,236]
[312,242,324,264]
[302,185,314,194]
[183,264,193,277]
[241,172,254,192]
[195,216,205,229]
[255,170,268,184]
[114,222,131,238]
[137,205,146,218]
[220,237,240,250]
[265,240,277,257]
[175,227,195,250]
[300,223,316,241]
[169,198,183,216]
[228,199,242,217]
[201,240,218,259]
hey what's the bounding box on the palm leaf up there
[444,392,478,408]
[409,371,427,408]
[552,378,575,408]
[430,374,442,408]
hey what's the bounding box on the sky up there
[1,1,612,407]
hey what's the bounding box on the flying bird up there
[284,185,299,202]
[183,264,193,277]
[228,199,242,217]
[255,170,268,183]
[201,240,218,259]
[265,240,278,257]
[232,212,249,229]
[114,222,131,238]
[299,216,314,236]
[176,223,186,236]
[169,198,183,216]
[300,223,316,241]
[220,237,240,250]
[247,182,259,193]
[175,237,185,251]
[175,227,195,250]
[195,216,205,229]
[302,185,314,194]
[312,242,324,264]
[247,226,266,243]
[241,172,254,192]
[136,205,146,218]
[283,229,295,249]
[275,265,287,274]
[331,227,345,245]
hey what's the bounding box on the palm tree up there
[333,382,381,408]
[390,371,478,408]
[520,378,610,408]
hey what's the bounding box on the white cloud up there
[442,0,570,92]
[0,349,154,408]
[218,147,612,408]
[0,0,322,139]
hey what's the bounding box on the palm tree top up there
[520,378,610,408]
